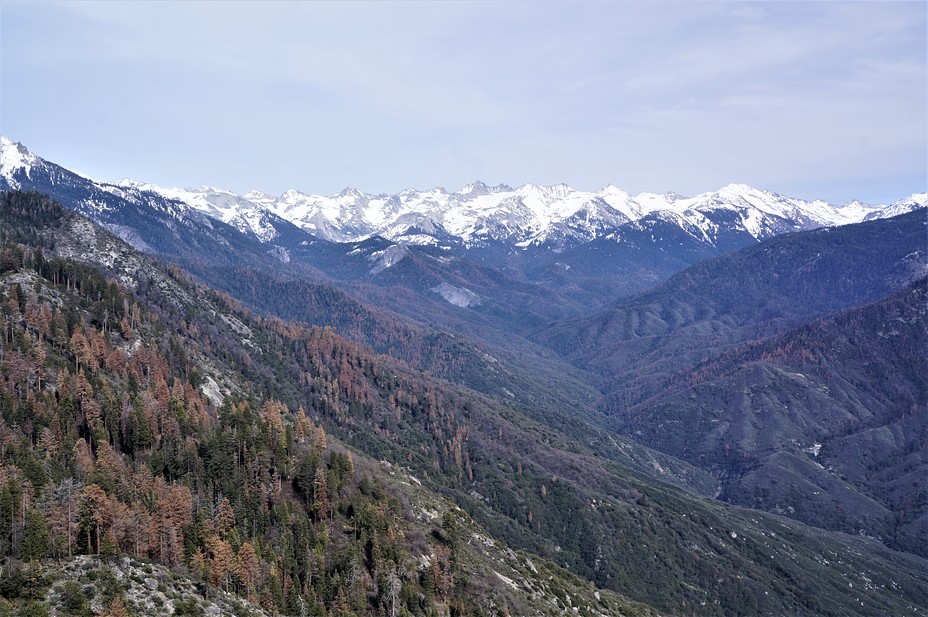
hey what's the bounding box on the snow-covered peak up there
[337,187,366,199]
[716,183,762,198]
[103,180,284,242]
[457,181,490,197]
[243,189,275,201]
[0,136,40,188]
[632,191,686,214]
[272,189,320,217]
[826,199,878,225]
[2,135,921,253]
[895,192,927,209]
[600,184,631,199]
[280,188,312,201]
[127,179,914,249]
[115,178,146,189]
[596,186,643,221]
[864,192,928,221]
[517,182,574,200]
[189,185,235,195]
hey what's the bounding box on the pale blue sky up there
[2,1,925,203]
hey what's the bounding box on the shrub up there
[173,598,203,617]
[19,602,48,617]
[58,581,89,615]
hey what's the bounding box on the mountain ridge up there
[92,174,928,250]
[619,277,928,555]
[540,208,928,412]
[3,135,924,254]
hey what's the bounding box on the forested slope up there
[1,191,926,617]
[620,278,928,555]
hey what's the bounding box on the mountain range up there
[4,134,925,332]
[108,171,927,254]
[3,136,924,258]
[1,135,927,615]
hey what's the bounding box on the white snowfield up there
[1,135,925,250]
[109,178,927,250]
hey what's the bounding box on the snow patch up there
[392,233,440,246]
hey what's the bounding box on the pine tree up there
[237,541,260,599]
[207,535,235,592]
[81,484,109,555]
[214,496,236,538]
[19,509,48,561]
[313,468,328,523]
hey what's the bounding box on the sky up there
[1,1,925,204]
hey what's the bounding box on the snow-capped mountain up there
[106,171,922,253]
[863,193,928,221]
[2,134,926,337]
[0,136,41,189]
[0,136,317,266]
[112,180,295,243]
[2,135,925,256]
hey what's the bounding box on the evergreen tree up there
[19,509,48,561]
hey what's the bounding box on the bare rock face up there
[431,282,482,307]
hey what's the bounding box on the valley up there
[0,137,926,616]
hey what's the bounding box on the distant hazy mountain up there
[110,172,928,252]
[4,136,924,257]
[6,134,926,324]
